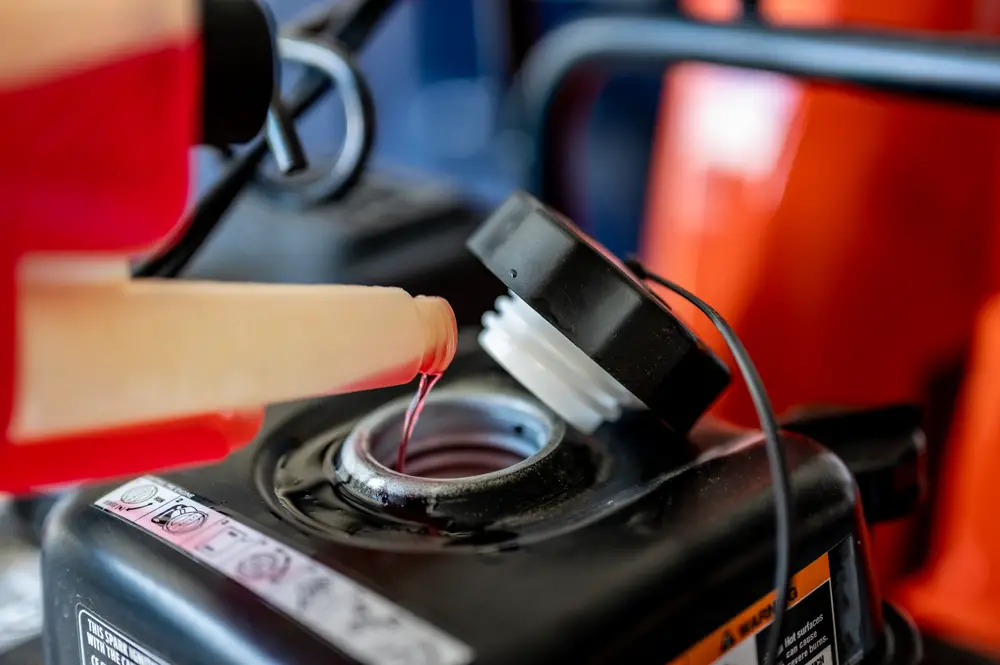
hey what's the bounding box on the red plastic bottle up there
[0,2,262,493]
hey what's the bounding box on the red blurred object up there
[0,32,262,493]
[895,295,1000,657]
[640,0,1000,652]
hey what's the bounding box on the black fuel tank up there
[42,336,908,665]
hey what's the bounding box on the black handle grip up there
[781,404,927,524]
[515,15,1000,201]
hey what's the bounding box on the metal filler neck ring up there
[331,384,566,514]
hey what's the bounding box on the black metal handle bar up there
[515,15,1000,199]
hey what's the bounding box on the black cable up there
[626,259,793,665]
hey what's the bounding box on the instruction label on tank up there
[92,476,474,665]
[78,608,170,665]
[668,543,843,665]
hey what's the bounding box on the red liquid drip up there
[396,373,442,474]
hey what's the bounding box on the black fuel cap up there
[468,191,730,433]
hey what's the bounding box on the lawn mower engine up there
[41,194,923,665]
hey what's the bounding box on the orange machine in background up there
[641,0,1000,656]
[895,294,1000,657]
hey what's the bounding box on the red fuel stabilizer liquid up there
[396,373,442,473]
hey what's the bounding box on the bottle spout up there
[414,296,458,376]
[12,257,460,442]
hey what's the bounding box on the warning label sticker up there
[668,546,839,665]
[760,581,836,665]
[92,476,474,665]
[78,608,169,665]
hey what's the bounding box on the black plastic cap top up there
[468,191,731,433]
[199,0,276,147]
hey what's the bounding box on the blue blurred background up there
[206,0,665,259]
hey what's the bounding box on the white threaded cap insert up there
[479,291,644,434]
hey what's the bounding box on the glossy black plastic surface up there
[43,340,885,665]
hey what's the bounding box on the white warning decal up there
[78,608,170,665]
[93,476,474,665]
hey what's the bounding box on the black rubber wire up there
[626,259,794,665]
